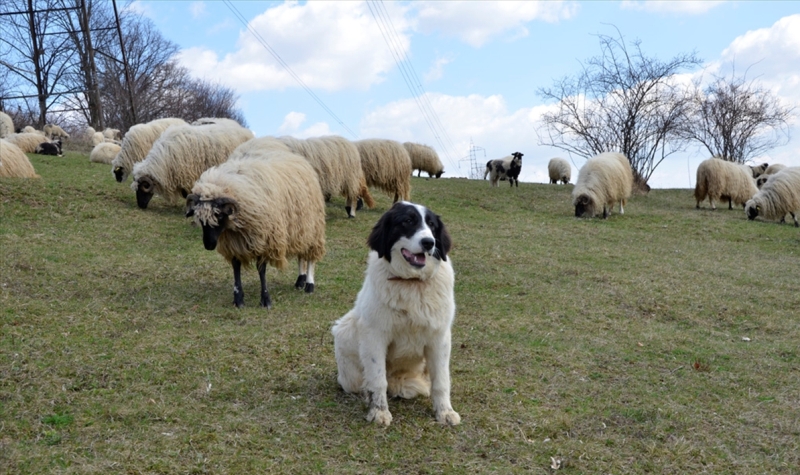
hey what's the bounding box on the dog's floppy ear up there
[367,206,398,261]
[433,213,451,262]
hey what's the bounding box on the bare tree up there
[681,71,793,164]
[538,28,701,191]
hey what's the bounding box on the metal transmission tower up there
[459,138,486,180]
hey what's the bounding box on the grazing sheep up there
[0,139,39,178]
[278,135,375,217]
[355,139,412,203]
[35,140,63,157]
[484,152,523,187]
[403,142,444,178]
[572,152,633,218]
[131,122,254,209]
[44,124,70,140]
[745,167,800,227]
[185,150,327,308]
[4,132,51,153]
[0,111,13,138]
[111,117,186,183]
[548,157,571,184]
[103,128,121,141]
[90,142,122,164]
[694,158,758,210]
[191,117,242,127]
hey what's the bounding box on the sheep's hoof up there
[260,295,272,309]
[233,299,244,308]
[295,274,307,289]
[345,206,354,218]
[304,283,315,293]
[356,198,364,211]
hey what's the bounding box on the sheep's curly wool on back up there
[132,123,254,205]
[0,139,39,178]
[111,118,186,182]
[572,153,633,215]
[548,157,571,184]
[763,163,786,176]
[191,151,326,269]
[745,167,800,222]
[694,158,758,209]
[90,142,122,164]
[404,142,443,176]
[0,112,13,138]
[5,133,51,153]
[356,139,412,201]
[278,135,374,208]
[192,117,243,127]
[44,124,69,140]
[23,126,45,136]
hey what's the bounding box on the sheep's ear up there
[185,194,199,217]
[215,197,238,217]
[367,206,396,260]
[433,213,451,262]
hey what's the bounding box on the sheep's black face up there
[114,167,125,182]
[136,177,155,209]
[435,170,444,179]
[747,205,760,220]
[201,222,225,250]
[575,195,595,218]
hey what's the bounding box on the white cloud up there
[277,112,332,138]
[424,56,454,83]
[411,1,578,47]
[175,2,411,92]
[124,1,156,19]
[190,2,206,19]
[619,1,725,15]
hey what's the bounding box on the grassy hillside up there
[1,152,799,474]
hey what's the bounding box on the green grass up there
[2,151,799,474]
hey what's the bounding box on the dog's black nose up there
[420,237,435,252]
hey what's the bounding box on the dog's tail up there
[387,368,431,399]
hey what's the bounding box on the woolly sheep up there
[572,152,633,218]
[548,157,571,184]
[185,150,327,308]
[355,139,412,203]
[278,135,375,217]
[92,131,105,146]
[131,122,254,209]
[44,124,70,140]
[694,158,758,210]
[111,117,186,183]
[0,111,13,138]
[103,128,121,141]
[23,125,45,136]
[484,152,523,187]
[4,132,51,153]
[191,117,242,127]
[757,164,787,188]
[0,139,39,178]
[745,167,800,227]
[90,142,122,164]
[84,126,96,138]
[403,142,444,178]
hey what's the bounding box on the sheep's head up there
[435,170,444,179]
[113,166,126,183]
[511,152,524,164]
[574,194,595,218]
[133,175,156,209]
[185,194,239,251]
[745,201,760,221]
[757,176,769,188]
[751,163,769,178]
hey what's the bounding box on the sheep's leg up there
[345,197,356,218]
[728,198,733,210]
[792,212,799,227]
[257,262,272,309]
[356,197,364,211]
[603,205,609,219]
[304,262,316,293]
[619,200,625,215]
[295,259,308,290]
[232,257,245,308]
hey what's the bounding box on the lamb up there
[44,124,70,140]
[90,142,122,164]
[355,139,412,203]
[0,139,40,178]
[572,152,633,218]
[548,157,571,184]
[103,128,121,141]
[694,158,758,210]
[745,167,800,227]
[484,152,523,187]
[403,142,444,178]
[111,117,186,183]
[35,140,63,157]
[131,122,254,209]
[278,135,375,217]
[185,150,327,308]
[4,132,51,153]
[0,111,13,138]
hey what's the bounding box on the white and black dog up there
[35,140,63,157]
[332,201,460,426]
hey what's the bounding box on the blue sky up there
[132,1,800,188]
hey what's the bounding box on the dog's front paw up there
[436,409,461,426]
[366,408,392,426]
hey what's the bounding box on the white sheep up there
[4,133,51,153]
[757,164,787,188]
[131,122,254,209]
[44,124,70,140]
[23,126,45,136]
[92,131,105,146]
[745,167,800,227]
[695,158,758,210]
[0,111,13,138]
[278,135,375,217]
[355,139,412,203]
[548,157,571,184]
[185,150,327,308]
[403,142,444,178]
[484,152,523,187]
[0,139,40,178]
[103,128,121,141]
[111,117,186,183]
[191,117,243,127]
[572,152,633,218]
[90,142,122,164]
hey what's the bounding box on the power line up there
[222,0,358,139]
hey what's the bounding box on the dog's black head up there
[367,201,451,266]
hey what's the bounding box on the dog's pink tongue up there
[402,249,426,266]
